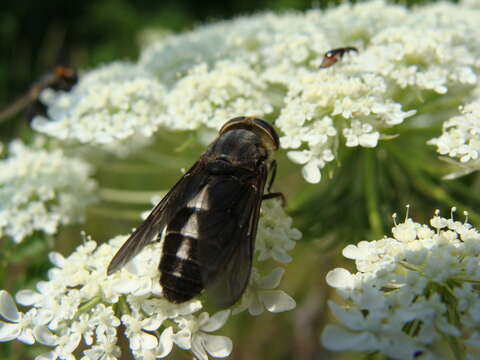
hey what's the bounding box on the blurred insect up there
[0,66,78,123]
[107,116,283,308]
[319,46,358,69]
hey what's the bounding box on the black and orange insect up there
[0,66,77,123]
[319,46,358,69]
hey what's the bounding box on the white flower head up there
[164,60,273,130]
[0,185,298,359]
[429,100,480,177]
[256,198,301,263]
[323,209,480,359]
[32,62,167,145]
[0,141,97,243]
[22,0,480,183]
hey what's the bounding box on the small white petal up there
[191,334,209,360]
[258,268,284,290]
[248,295,264,316]
[64,333,81,353]
[327,301,364,330]
[173,329,191,350]
[321,324,377,351]
[142,317,163,331]
[0,290,20,322]
[17,329,35,345]
[202,334,233,358]
[0,322,21,342]
[302,161,321,184]
[48,252,65,267]
[342,243,370,260]
[359,132,380,147]
[261,290,296,313]
[15,290,42,306]
[325,268,354,289]
[112,279,139,293]
[287,151,309,164]
[141,332,159,350]
[202,310,230,333]
[34,326,58,346]
[156,327,174,358]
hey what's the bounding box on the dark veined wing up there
[198,164,268,308]
[107,160,208,275]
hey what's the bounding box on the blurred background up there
[0,0,471,359]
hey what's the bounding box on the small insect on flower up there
[319,47,358,69]
[107,117,283,308]
[0,65,78,123]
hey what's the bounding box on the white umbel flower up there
[429,100,480,177]
[164,60,273,130]
[28,1,480,183]
[0,195,298,359]
[0,141,97,243]
[322,209,480,359]
[32,62,166,145]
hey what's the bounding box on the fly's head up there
[219,117,279,157]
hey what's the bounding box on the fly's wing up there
[107,160,207,275]
[198,164,268,308]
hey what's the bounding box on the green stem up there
[450,277,480,284]
[77,296,102,315]
[399,261,424,274]
[118,295,131,316]
[443,333,465,360]
[364,149,383,238]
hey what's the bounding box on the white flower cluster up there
[0,199,299,360]
[0,141,97,243]
[428,100,480,177]
[322,209,480,359]
[31,1,480,182]
[32,63,166,144]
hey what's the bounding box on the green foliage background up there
[0,0,475,359]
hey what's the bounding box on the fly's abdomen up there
[160,206,204,303]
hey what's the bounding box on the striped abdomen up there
[159,188,207,303]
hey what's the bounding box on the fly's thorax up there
[205,129,270,171]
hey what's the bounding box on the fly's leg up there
[263,160,286,205]
[262,192,284,202]
[267,160,277,193]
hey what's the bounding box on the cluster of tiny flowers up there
[0,199,299,360]
[322,208,480,359]
[428,99,480,178]
[32,62,166,145]
[30,1,480,182]
[0,140,97,243]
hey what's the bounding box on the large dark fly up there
[107,117,282,308]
